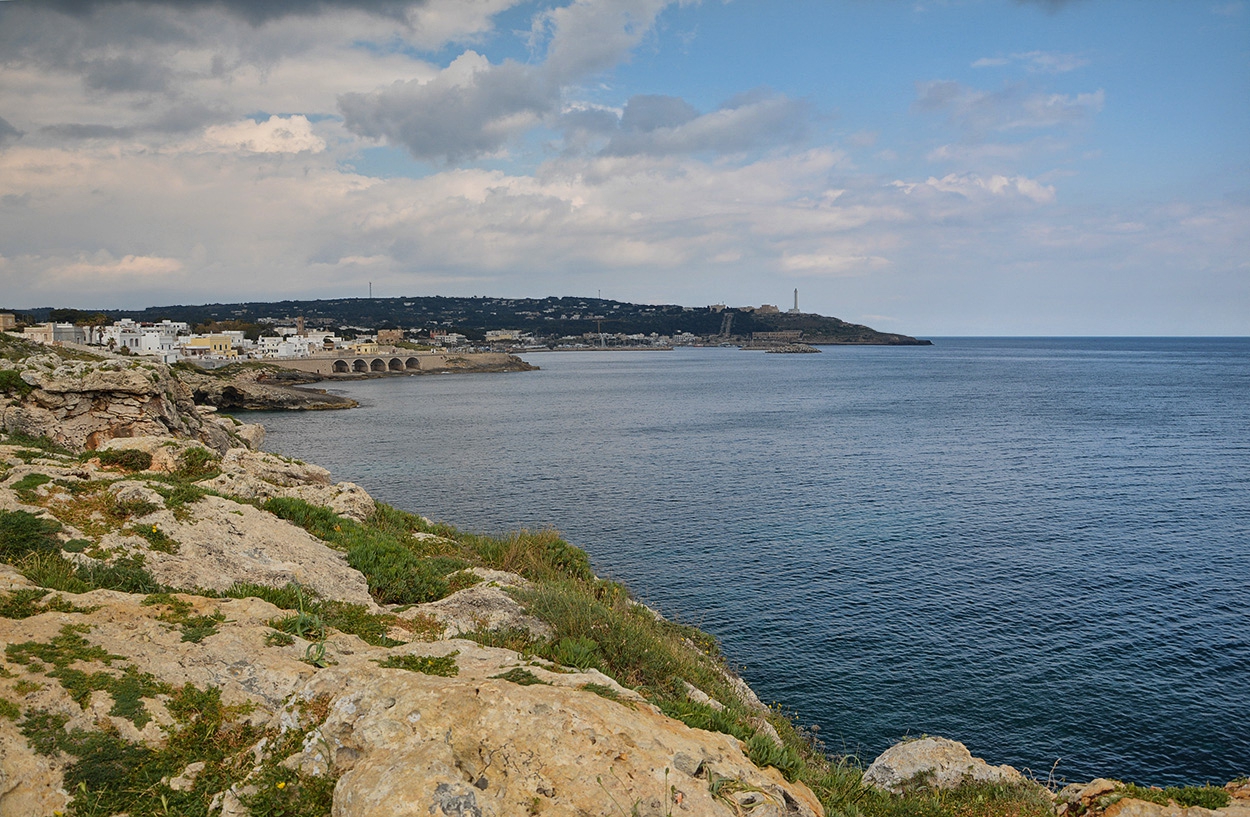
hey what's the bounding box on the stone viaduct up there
[264,350,527,377]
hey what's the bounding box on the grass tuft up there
[375,652,460,676]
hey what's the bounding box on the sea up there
[251,337,1250,787]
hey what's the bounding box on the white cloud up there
[892,172,1056,203]
[973,51,1089,74]
[202,115,326,153]
[57,253,184,278]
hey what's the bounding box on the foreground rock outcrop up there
[1,353,258,453]
[862,736,1024,794]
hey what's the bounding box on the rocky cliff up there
[0,336,1243,817]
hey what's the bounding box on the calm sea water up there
[252,338,1250,786]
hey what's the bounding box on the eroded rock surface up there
[862,736,1024,794]
[1,356,234,452]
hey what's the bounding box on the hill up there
[9,297,931,345]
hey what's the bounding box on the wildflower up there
[276,781,286,790]
[152,525,158,532]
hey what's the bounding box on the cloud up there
[202,115,326,153]
[533,0,672,83]
[339,52,555,163]
[82,55,170,93]
[891,172,1056,204]
[914,80,1103,136]
[973,51,1088,74]
[596,89,811,157]
[56,252,184,278]
[36,0,424,25]
[0,117,22,148]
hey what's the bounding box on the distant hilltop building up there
[0,314,15,331]
[376,328,404,345]
[757,304,779,315]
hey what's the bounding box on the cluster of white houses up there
[13,318,437,363]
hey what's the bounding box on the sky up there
[0,0,1246,335]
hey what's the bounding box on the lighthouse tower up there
[788,288,800,314]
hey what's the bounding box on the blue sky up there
[0,0,1246,334]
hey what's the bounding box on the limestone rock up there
[96,435,214,472]
[291,642,822,817]
[0,356,231,452]
[1056,779,1250,817]
[114,494,378,608]
[1101,799,1250,817]
[862,736,1023,794]
[0,719,68,817]
[176,366,357,411]
[199,448,377,521]
[405,569,552,639]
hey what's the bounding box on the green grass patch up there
[263,498,452,604]
[18,551,162,594]
[580,682,633,707]
[0,698,20,720]
[375,652,459,676]
[150,481,208,519]
[19,683,265,817]
[5,623,169,727]
[127,522,179,553]
[175,447,219,480]
[142,593,226,642]
[0,368,34,397]
[0,430,73,457]
[95,448,153,472]
[12,472,53,501]
[0,509,62,561]
[491,667,547,686]
[0,588,97,619]
[1115,783,1230,810]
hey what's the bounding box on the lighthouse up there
[788,288,800,314]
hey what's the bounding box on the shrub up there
[264,498,452,605]
[12,473,53,501]
[175,447,218,480]
[96,448,153,472]
[0,369,33,397]
[0,510,62,561]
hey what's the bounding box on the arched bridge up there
[260,351,526,378]
[331,356,425,374]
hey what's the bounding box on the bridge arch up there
[388,357,403,371]
[352,359,368,373]
[333,360,349,373]
[406,357,420,369]
[370,358,387,372]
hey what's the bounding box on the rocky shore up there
[0,333,1244,817]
